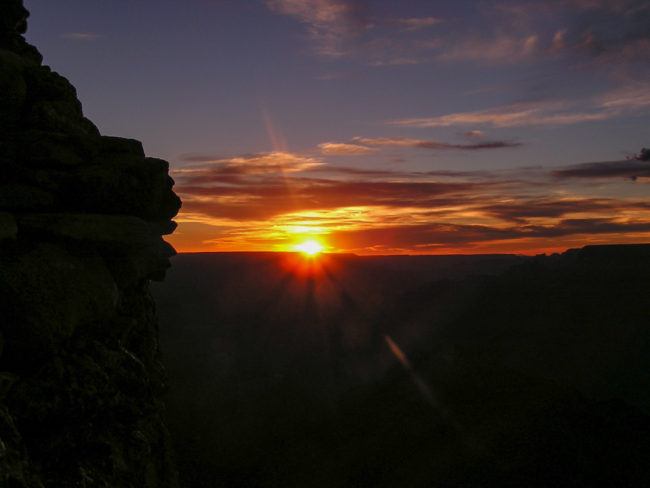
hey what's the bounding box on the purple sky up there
[23,0,650,254]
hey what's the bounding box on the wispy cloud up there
[438,34,540,63]
[176,151,323,177]
[599,83,650,111]
[392,109,609,128]
[265,0,368,56]
[392,82,650,128]
[552,156,650,181]
[263,0,650,78]
[264,0,444,61]
[318,142,375,155]
[438,0,650,64]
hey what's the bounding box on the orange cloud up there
[174,151,323,176]
[390,102,612,128]
[169,151,650,255]
[318,142,375,155]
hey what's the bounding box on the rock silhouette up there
[0,1,181,486]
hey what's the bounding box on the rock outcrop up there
[0,1,181,486]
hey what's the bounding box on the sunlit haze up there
[24,0,650,254]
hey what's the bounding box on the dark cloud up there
[551,158,650,180]
[329,217,650,250]
[637,147,650,161]
[349,136,521,150]
[306,166,401,178]
[527,218,650,238]
[479,198,650,223]
[330,223,511,249]
[415,140,522,150]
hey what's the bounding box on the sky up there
[24,0,650,255]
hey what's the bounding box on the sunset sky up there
[24,0,650,254]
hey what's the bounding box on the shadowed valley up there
[153,246,650,487]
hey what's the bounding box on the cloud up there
[265,1,447,63]
[552,158,650,181]
[262,0,650,77]
[567,0,646,13]
[61,33,102,40]
[328,217,650,253]
[391,82,650,129]
[479,198,650,223]
[560,1,650,62]
[175,174,486,221]
[307,165,401,178]
[171,148,650,253]
[349,136,521,150]
[637,148,650,161]
[316,136,521,158]
[599,83,650,111]
[175,151,324,177]
[265,0,358,25]
[318,142,375,155]
[438,34,540,63]
[265,0,368,56]
[423,0,650,73]
[463,130,485,140]
[390,102,612,128]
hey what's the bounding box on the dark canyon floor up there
[152,245,650,488]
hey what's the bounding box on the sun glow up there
[294,239,324,256]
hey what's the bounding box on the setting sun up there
[294,239,324,256]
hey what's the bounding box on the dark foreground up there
[152,245,650,487]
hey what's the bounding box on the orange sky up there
[167,150,650,255]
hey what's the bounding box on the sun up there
[294,239,324,256]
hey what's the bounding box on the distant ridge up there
[153,241,650,487]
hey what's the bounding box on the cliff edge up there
[1,1,181,486]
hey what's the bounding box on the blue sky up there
[23,0,650,253]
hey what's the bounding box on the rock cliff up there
[0,1,181,486]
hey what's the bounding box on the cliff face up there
[0,1,181,486]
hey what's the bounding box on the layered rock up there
[0,1,181,486]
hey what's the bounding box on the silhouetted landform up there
[0,1,180,486]
[152,245,650,487]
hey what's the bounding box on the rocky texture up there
[0,1,181,486]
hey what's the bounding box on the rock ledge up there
[0,1,181,486]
